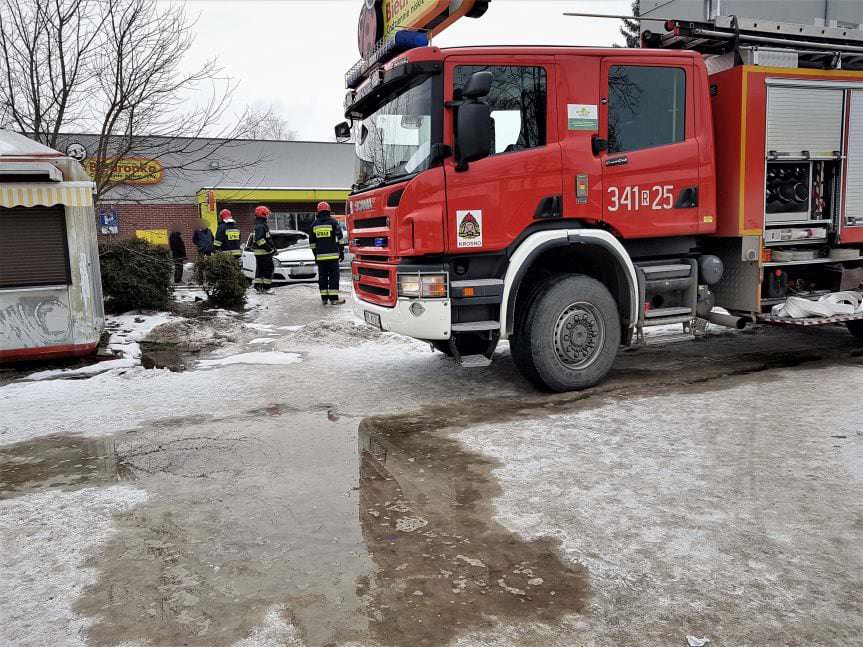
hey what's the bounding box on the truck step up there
[458,354,493,368]
[639,264,692,280]
[451,320,499,332]
[644,306,693,319]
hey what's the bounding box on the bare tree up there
[0,0,105,147]
[239,110,297,141]
[0,0,269,200]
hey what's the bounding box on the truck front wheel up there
[511,274,620,392]
[848,320,863,341]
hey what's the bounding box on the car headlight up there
[273,258,282,267]
[397,273,447,299]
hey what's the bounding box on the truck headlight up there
[398,274,447,299]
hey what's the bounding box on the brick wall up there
[94,199,348,260]
[95,202,203,259]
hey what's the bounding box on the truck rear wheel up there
[848,320,863,341]
[512,274,620,392]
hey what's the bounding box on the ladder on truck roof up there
[641,15,863,71]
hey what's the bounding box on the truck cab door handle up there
[674,186,699,208]
[605,156,628,167]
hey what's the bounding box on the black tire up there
[848,320,863,341]
[509,277,549,387]
[515,274,620,392]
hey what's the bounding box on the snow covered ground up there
[1,284,861,646]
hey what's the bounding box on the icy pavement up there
[1,283,862,646]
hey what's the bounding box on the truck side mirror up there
[462,70,493,99]
[456,101,492,168]
[334,121,351,142]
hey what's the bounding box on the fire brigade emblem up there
[456,210,483,248]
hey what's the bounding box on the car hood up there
[277,247,315,263]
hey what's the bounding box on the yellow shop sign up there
[85,157,164,185]
[383,0,442,36]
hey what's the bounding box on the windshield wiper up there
[357,171,390,190]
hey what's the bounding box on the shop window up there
[608,65,686,154]
[454,65,547,154]
[0,206,71,288]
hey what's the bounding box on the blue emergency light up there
[345,29,431,90]
[393,30,430,50]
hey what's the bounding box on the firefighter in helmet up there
[309,201,345,304]
[213,209,242,258]
[252,205,276,294]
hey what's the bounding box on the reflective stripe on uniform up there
[253,250,272,255]
[213,240,222,247]
[256,238,268,245]
[316,254,339,261]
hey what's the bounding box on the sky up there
[175,0,632,141]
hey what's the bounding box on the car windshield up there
[271,233,309,250]
[354,76,433,189]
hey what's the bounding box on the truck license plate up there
[364,311,382,329]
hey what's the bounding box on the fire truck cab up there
[342,18,863,391]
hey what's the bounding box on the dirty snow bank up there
[275,318,429,352]
[18,312,177,381]
[197,351,302,367]
[24,357,138,381]
[0,486,147,647]
[106,312,176,359]
[143,316,242,352]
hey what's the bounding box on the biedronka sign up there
[84,157,164,186]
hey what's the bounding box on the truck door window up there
[607,66,685,154]
[454,65,547,154]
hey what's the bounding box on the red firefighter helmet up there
[317,201,331,213]
[254,205,271,218]
[219,209,232,221]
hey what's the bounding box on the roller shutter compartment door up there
[767,86,844,157]
[0,206,71,288]
[845,91,863,229]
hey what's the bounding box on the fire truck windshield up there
[354,76,433,190]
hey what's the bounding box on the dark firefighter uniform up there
[252,206,276,292]
[309,203,345,304]
[214,214,242,258]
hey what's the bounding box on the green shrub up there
[99,238,173,313]
[195,253,247,309]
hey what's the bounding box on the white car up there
[241,230,318,285]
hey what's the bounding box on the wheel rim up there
[552,301,606,370]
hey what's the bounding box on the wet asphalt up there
[1,283,862,646]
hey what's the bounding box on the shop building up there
[54,135,356,257]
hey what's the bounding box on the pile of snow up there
[276,319,414,349]
[197,351,302,368]
[105,312,176,359]
[142,316,242,352]
[23,358,137,382]
[173,287,207,303]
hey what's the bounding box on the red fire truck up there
[339,16,863,391]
